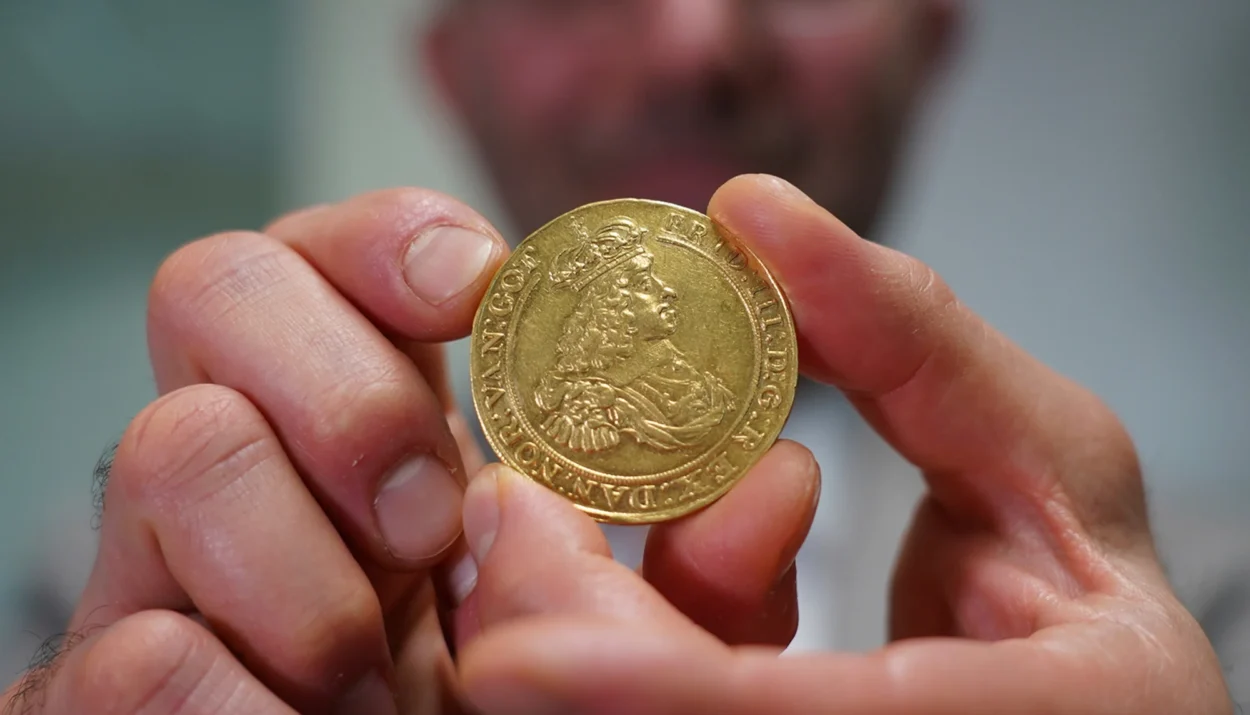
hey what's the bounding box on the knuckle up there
[262,203,330,234]
[364,186,471,220]
[303,363,431,462]
[1065,389,1142,481]
[78,611,208,714]
[149,231,295,329]
[112,385,275,512]
[1090,403,1139,471]
[871,255,960,395]
[351,187,496,241]
[1059,389,1149,539]
[902,255,957,317]
[285,578,383,678]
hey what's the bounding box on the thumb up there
[452,465,703,651]
[710,174,1147,546]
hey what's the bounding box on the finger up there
[386,578,476,715]
[265,187,508,342]
[642,439,820,646]
[147,229,465,570]
[398,338,488,475]
[265,189,501,476]
[709,175,1147,542]
[3,610,298,715]
[453,465,707,651]
[75,386,395,713]
[460,619,1227,715]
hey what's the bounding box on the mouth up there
[595,153,746,211]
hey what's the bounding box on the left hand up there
[447,176,1233,715]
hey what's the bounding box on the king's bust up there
[534,216,736,454]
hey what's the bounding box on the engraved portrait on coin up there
[534,216,736,454]
[470,199,797,524]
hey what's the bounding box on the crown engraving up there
[548,216,650,291]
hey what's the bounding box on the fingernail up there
[447,550,478,606]
[462,468,506,564]
[334,669,396,715]
[403,226,497,305]
[375,454,463,562]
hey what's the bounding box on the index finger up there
[265,187,509,342]
[708,175,1146,539]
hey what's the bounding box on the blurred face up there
[427,0,954,237]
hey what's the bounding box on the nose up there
[641,0,748,83]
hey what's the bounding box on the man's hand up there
[1,189,509,714]
[0,184,840,715]
[454,175,1233,714]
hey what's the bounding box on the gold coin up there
[469,199,797,524]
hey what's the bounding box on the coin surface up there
[469,199,797,524]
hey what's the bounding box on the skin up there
[0,0,1233,713]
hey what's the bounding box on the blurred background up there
[1,0,1248,677]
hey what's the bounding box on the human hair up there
[550,254,654,375]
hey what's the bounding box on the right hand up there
[1,189,510,714]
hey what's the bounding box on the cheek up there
[773,13,902,126]
[475,25,616,136]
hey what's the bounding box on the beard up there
[566,77,808,210]
[472,64,914,243]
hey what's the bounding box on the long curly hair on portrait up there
[550,254,652,376]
